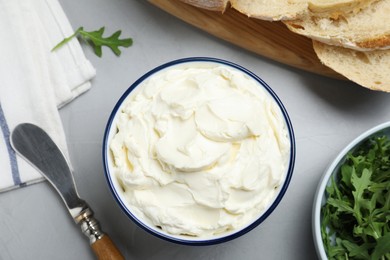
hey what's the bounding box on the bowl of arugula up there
[313,122,390,260]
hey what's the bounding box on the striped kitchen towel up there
[0,0,96,192]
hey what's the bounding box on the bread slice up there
[285,0,390,50]
[229,0,371,20]
[306,0,375,17]
[313,40,390,91]
[229,0,307,20]
[179,0,230,11]
[179,0,374,21]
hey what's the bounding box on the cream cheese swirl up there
[110,63,290,237]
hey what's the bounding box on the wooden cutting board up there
[148,0,343,79]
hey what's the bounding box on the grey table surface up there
[1,1,390,259]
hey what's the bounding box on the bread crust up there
[356,35,390,50]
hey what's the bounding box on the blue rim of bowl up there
[103,57,296,245]
[312,121,390,259]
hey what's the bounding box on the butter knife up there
[10,123,124,260]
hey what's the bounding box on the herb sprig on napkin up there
[322,136,390,259]
[52,27,132,57]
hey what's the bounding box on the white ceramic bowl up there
[103,57,296,245]
[312,121,390,259]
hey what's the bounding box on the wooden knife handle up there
[76,208,125,260]
[91,235,125,260]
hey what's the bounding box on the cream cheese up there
[110,63,290,238]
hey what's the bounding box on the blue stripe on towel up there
[0,103,21,186]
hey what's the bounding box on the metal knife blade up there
[10,123,124,260]
[10,123,87,219]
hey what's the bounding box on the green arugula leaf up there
[327,197,354,214]
[371,233,390,260]
[341,239,371,259]
[52,27,133,57]
[341,164,353,188]
[328,237,348,259]
[351,168,372,225]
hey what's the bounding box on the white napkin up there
[0,0,96,192]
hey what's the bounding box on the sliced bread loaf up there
[285,0,390,50]
[313,40,390,91]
